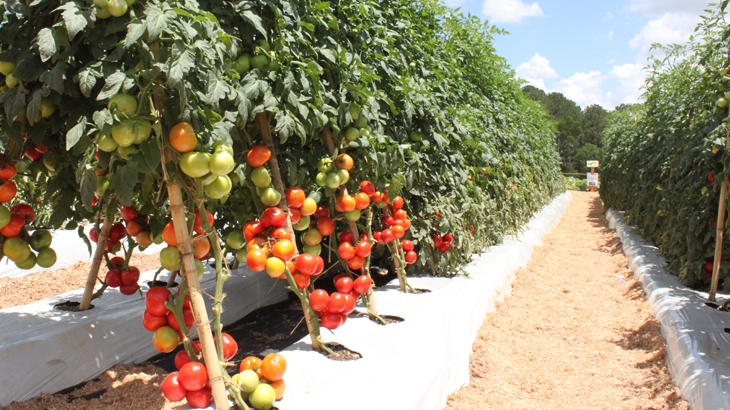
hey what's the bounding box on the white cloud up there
[552,71,607,108]
[515,53,558,91]
[608,31,614,40]
[444,0,466,7]
[604,11,614,20]
[607,58,616,64]
[607,63,646,108]
[628,0,708,16]
[482,0,543,23]
[629,12,700,62]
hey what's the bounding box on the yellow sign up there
[586,160,599,167]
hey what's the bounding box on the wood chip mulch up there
[445,191,689,410]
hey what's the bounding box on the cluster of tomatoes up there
[141,287,193,351]
[242,207,300,276]
[248,145,286,207]
[171,122,235,199]
[315,152,353,190]
[432,233,454,253]
[296,201,334,256]
[0,200,57,270]
[158,210,212,276]
[308,274,372,330]
[119,206,157,248]
[336,231,371,270]
[96,94,153,160]
[93,0,137,19]
[103,255,142,295]
[232,353,287,409]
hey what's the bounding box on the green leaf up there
[66,117,87,150]
[76,66,100,97]
[60,2,88,40]
[241,10,267,39]
[125,21,147,49]
[26,90,44,125]
[146,6,169,40]
[79,168,96,211]
[96,72,126,101]
[43,63,66,94]
[37,28,57,62]
[0,86,25,122]
[167,42,195,87]
[109,163,138,205]
[274,111,295,144]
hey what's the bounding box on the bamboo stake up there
[709,127,730,301]
[79,201,115,311]
[167,183,230,410]
[255,112,323,353]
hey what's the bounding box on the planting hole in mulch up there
[413,288,431,294]
[705,302,730,312]
[54,301,94,311]
[322,343,362,361]
[146,280,178,288]
[370,314,404,325]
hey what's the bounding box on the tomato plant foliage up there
[601,1,730,290]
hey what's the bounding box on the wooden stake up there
[709,128,730,301]
[79,201,115,311]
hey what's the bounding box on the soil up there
[444,191,689,410]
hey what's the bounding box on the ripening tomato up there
[193,209,214,234]
[0,162,16,180]
[393,209,407,220]
[121,206,138,222]
[271,379,285,401]
[25,147,43,162]
[266,257,286,277]
[339,195,356,212]
[146,286,172,316]
[320,311,345,330]
[193,236,210,260]
[334,276,353,294]
[186,388,213,409]
[270,228,292,241]
[354,241,371,258]
[405,250,417,264]
[121,267,140,285]
[167,306,194,331]
[342,293,356,314]
[217,333,238,361]
[354,192,370,210]
[309,289,329,312]
[353,274,372,294]
[0,213,24,237]
[244,221,265,242]
[314,206,330,219]
[300,198,317,216]
[293,272,310,289]
[337,242,355,260]
[371,191,384,203]
[247,145,271,167]
[260,207,286,228]
[0,180,17,203]
[317,217,334,236]
[381,229,394,243]
[335,153,353,170]
[174,350,193,370]
[153,326,180,353]
[339,232,354,244]
[303,228,322,247]
[10,203,33,223]
[143,310,168,332]
[137,231,153,248]
[106,269,122,288]
[272,239,295,261]
[179,362,208,391]
[247,249,267,272]
[261,353,287,382]
[169,122,197,153]
[347,255,364,270]
[285,187,305,208]
[240,356,264,377]
[162,221,177,246]
[161,372,187,402]
[247,236,269,253]
[401,240,414,252]
[391,225,405,239]
[359,181,375,196]
[295,253,318,275]
[125,220,141,237]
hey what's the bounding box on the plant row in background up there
[601,0,730,291]
[0,0,563,408]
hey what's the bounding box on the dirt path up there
[445,191,688,410]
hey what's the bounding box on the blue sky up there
[443,0,711,109]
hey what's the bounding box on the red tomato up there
[106,269,121,288]
[179,362,208,391]
[295,253,318,275]
[125,220,142,237]
[393,209,407,220]
[244,221,266,241]
[143,310,168,332]
[193,209,214,234]
[443,233,453,243]
[320,311,344,330]
[90,226,99,243]
[438,243,450,253]
[353,275,372,294]
[335,276,353,294]
[313,206,330,219]
[261,207,286,228]
[0,213,24,237]
[339,195,356,212]
[354,192,370,210]
[286,187,305,208]
[359,181,376,196]
[146,287,172,316]
[433,234,443,248]
[109,222,126,243]
[337,242,355,260]
[371,191,384,203]
[174,350,193,370]
[381,216,394,228]
[313,256,324,276]
[161,372,187,402]
[121,267,140,286]
[289,207,301,225]
[293,273,310,289]
[391,225,405,239]
[347,255,364,270]
[193,235,210,260]
[240,356,263,377]
[381,229,394,243]
[309,289,329,312]
[167,306,194,331]
[121,206,138,222]
[10,203,34,223]
[109,256,125,271]
[391,196,404,210]
[0,162,17,180]
[270,227,291,241]
[186,388,213,408]
[317,217,334,236]
[215,333,238,361]
[405,250,417,264]
[120,283,139,295]
[327,292,347,313]
[354,241,371,258]
[342,293,356,314]
[261,353,287,381]
[0,180,16,203]
[25,147,43,161]
[372,231,383,244]
[339,231,354,244]
[247,145,271,167]
[401,240,414,252]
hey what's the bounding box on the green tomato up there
[349,103,361,121]
[152,232,164,245]
[345,209,361,221]
[180,152,211,178]
[259,187,281,207]
[4,237,31,263]
[134,120,152,144]
[36,247,57,268]
[302,243,321,256]
[96,6,112,19]
[97,176,110,195]
[107,0,128,17]
[355,115,368,129]
[232,55,251,74]
[15,252,36,270]
[235,249,247,263]
[160,246,180,271]
[324,172,341,189]
[251,54,268,71]
[0,61,16,76]
[315,172,327,187]
[5,74,19,88]
[108,94,137,117]
[201,173,218,186]
[251,167,272,188]
[409,131,422,142]
[249,383,276,410]
[195,259,205,279]
[40,98,56,118]
[0,206,10,229]
[93,0,109,6]
[124,0,135,5]
[29,230,52,251]
[336,169,349,185]
[116,145,138,160]
[345,127,360,141]
[205,175,232,199]
[212,140,234,155]
[226,231,245,250]
[317,158,333,173]
[111,120,137,147]
[718,97,728,108]
[235,369,260,393]
[293,215,311,231]
[209,150,235,176]
[360,127,372,138]
[257,39,271,52]
[97,134,118,152]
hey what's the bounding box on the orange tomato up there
[272,239,295,261]
[261,353,287,381]
[247,145,271,167]
[354,192,370,210]
[391,225,405,239]
[240,356,264,377]
[335,153,353,170]
[0,180,17,203]
[0,162,16,180]
[339,195,356,212]
[193,236,210,259]
[169,122,197,153]
[393,209,407,220]
[347,255,364,270]
[270,228,292,241]
[244,221,265,241]
[271,379,285,400]
[317,217,334,236]
[246,249,267,272]
[162,221,177,246]
[285,187,306,208]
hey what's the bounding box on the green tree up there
[581,104,608,146]
[573,143,603,172]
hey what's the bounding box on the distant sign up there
[586,160,599,167]
[587,172,599,188]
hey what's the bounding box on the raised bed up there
[606,209,730,410]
